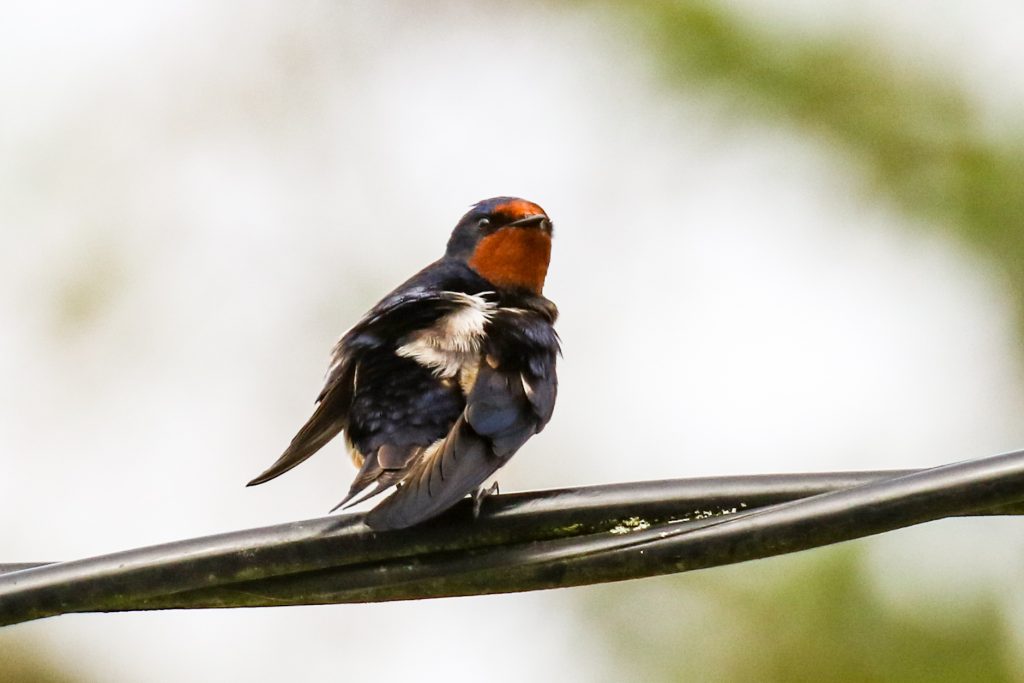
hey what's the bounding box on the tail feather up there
[329,446,413,511]
[364,418,501,530]
[364,363,548,530]
[332,472,402,512]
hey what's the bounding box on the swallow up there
[247,197,559,530]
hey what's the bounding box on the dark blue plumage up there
[248,198,559,530]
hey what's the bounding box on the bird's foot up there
[472,481,500,518]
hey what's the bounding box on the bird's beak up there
[508,214,552,232]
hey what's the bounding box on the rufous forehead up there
[493,199,546,220]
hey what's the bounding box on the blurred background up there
[3,0,1024,680]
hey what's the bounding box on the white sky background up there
[2,1,1024,680]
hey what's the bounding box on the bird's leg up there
[471,481,500,518]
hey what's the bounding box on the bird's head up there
[446,196,553,295]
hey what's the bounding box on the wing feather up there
[247,264,487,488]
[365,361,555,530]
[246,362,355,486]
[364,417,495,530]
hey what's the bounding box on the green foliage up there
[579,1,1024,677]
[584,545,1017,682]
[606,0,1024,323]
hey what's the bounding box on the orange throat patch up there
[468,227,551,294]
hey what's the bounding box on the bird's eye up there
[477,218,491,230]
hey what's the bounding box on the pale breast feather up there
[395,292,495,378]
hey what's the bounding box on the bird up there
[247,197,559,530]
